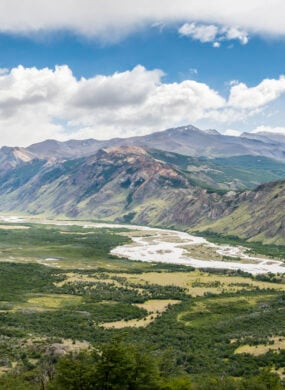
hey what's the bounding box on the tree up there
[49,340,161,390]
[48,352,96,390]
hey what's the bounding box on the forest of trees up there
[0,339,284,390]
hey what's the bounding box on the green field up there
[0,222,284,389]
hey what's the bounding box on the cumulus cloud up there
[66,72,226,140]
[0,65,225,145]
[224,27,248,45]
[179,22,248,46]
[0,65,75,115]
[0,64,285,146]
[228,76,285,108]
[71,66,163,109]
[0,0,283,41]
[178,23,219,43]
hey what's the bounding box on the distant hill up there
[241,131,285,146]
[19,125,285,161]
[150,150,285,190]
[26,138,107,159]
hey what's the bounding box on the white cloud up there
[0,1,283,41]
[179,23,249,46]
[252,125,285,135]
[223,129,242,136]
[71,66,163,109]
[0,65,225,146]
[0,68,9,75]
[0,64,285,146]
[228,80,240,86]
[228,76,285,109]
[213,42,221,48]
[68,76,226,140]
[223,27,248,45]
[0,65,75,115]
[178,23,218,43]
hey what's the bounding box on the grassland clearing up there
[26,294,82,309]
[0,225,30,230]
[235,337,285,356]
[101,299,180,329]
[181,244,226,261]
[177,293,276,327]
[12,294,83,312]
[119,270,285,296]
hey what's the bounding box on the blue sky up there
[0,0,285,146]
[2,28,284,86]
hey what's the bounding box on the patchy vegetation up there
[0,222,284,388]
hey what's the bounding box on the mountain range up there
[20,125,285,161]
[0,125,284,245]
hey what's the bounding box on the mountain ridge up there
[1,124,284,163]
[0,144,283,244]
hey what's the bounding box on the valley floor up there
[1,215,284,275]
[0,215,284,388]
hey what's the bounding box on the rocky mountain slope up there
[0,146,237,225]
[0,145,283,244]
[0,146,36,173]
[196,180,285,245]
